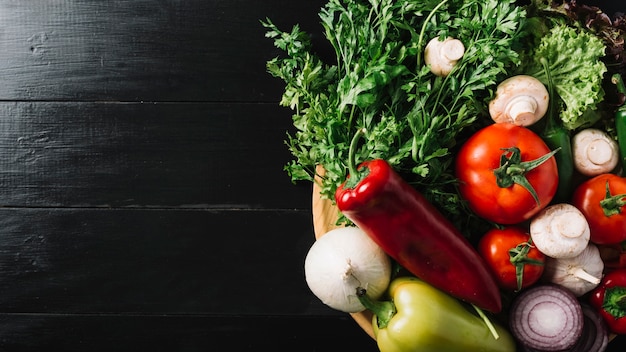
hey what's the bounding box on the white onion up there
[304,226,392,313]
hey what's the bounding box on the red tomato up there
[571,173,626,245]
[478,226,545,291]
[455,123,558,224]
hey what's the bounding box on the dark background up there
[0,1,621,351]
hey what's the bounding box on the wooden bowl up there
[312,165,376,340]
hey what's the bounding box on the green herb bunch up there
[263,0,526,228]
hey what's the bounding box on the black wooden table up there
[0,1,621,351]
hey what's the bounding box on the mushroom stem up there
[506,96,538,125]
[489,75,549,126]
[573,128,619,176]
[587,139,614,165]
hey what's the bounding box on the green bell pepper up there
[357,276,516,352]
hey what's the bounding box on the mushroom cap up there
[424,37,465,77]
[572,128,619,176]
[489,75,549,126]
[530,203,590,259]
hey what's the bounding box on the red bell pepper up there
[334,131,502,313]
[589,267,626,335]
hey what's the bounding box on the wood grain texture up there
[0,1,351,350]
[0,208,324,316]
[0,101,309,209]
[0,314,378,352]
[0,0,329,102]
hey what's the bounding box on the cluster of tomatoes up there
[454,122,626,291]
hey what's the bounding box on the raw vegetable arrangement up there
[264,0,626,351]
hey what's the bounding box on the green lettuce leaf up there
[521,23,607,131]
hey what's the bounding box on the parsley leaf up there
[263,0,526,228]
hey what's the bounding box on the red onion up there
[571,304,608,352]
[509,284,583,351]
[520,303,609,352]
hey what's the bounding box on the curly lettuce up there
[520,23,607,131]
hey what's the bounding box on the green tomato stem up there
[493,146,560,205]
[508,240,544,291]
[600,180,626,217]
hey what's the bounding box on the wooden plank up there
[0,314,379,352]
[0,101,310,209]
[0,0,329,102]
[0,208,330,316]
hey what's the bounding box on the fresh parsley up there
[263,0,526,228]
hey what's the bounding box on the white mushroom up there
[424,37,465,77]
[542,243,604,297]
[572,128,619,176]
[488,75,549,126]
[530,203,590,259]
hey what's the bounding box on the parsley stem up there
[347,128,367,185]
[348,104,356,132]
[416,0,449,69]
